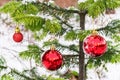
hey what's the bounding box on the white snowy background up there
[0,1,120,80]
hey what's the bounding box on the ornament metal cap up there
[92,30,98,35]
[15,27,20,33]
[50,44,55,50]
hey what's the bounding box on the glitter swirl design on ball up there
[83,34,107,57]
[42,50,63,71]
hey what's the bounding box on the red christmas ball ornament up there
[42,45,63,71]
[83,32,107,57]
[13,27,23,42]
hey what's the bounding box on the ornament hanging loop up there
[48,35,57,50]
[92,18,98,35]
[15,24,20,33]
[92,29,98,35]
[50,44,55,50]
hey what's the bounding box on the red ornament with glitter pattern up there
[42,49,63,71]
[13,27,23,42]
[83,34,107,57]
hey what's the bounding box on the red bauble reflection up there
[83,34,107,57]
[13,32,23,42]
[42,50,63,71]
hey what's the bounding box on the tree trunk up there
[78,13,86,80]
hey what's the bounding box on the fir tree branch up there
[0,65,7,69]
[0,65,35,80]
[97,26,119,31]
[30,68,44,80]
[63,54,79,58]
[11,69,35,80]
[2,47,28,69]
[63,55,90,59]
[53,15,73,29]
[96,27,107,31]
[36,2,81,14]
[96,19,120,33]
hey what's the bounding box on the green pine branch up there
[43,39,79,53]
[0,56,35,80]
[0,56,7,72]
[11,69,35,80]
[0,1,21,14]
[0,65,44,80]
[78,0,120,18]
[97,19,120,36]
[19,44,44,64]
[34,2,80,14]
[87,41,120,69]
[14,15,45,31]
[1,74,14,80]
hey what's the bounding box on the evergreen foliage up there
[0,0,120,80]
[0,1,21,14]
[78,0,120,18]
[0,56,7,72]
[99,19,120,35]
[1,74,14,80]
[19,44,43,64]
[43,75,65,80]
